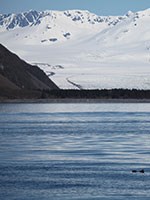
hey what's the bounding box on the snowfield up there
[0,9,150,89]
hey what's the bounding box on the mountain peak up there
[126,10,134,17]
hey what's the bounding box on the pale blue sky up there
[0,0,150,15]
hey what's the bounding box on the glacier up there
[0,9,150,89]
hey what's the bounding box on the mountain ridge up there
[0,9,124,30]
[1,8,149,31]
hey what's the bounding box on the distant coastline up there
[1,98,150,104]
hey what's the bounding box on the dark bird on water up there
[139,169,144,173]
[132,170,137,173]
[132,169,145,173]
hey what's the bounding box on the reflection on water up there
[0,103,150,200]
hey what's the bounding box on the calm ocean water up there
[0,103,150,200]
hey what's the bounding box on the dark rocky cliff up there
[0,43,59,91]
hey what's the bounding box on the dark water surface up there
[0,103,150,200]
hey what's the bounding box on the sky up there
[0,0,150,15]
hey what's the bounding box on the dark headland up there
[1,43,150,103]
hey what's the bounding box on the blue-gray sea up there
[0,103,150,200]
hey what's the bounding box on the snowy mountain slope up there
[0,9,150,89]
[0,10,124,44]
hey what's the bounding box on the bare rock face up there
[0,43,59,91]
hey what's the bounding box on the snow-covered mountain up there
[0,9,150,89]
[0,10,124,44]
